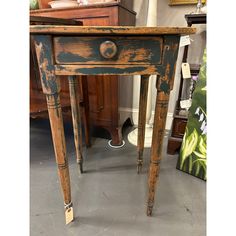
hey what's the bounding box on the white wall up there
[119,0,206,129]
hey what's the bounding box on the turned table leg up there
[46,94,73,221]
[147,76,170,216]
[81,75,91,147]
[32,35,73,224]
[146,35,180,216]
[68,75,84,174]
[137,75,150,173]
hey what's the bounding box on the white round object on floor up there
[127,126,153,147]
[108,140,125,149]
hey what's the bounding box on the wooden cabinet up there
[30,2,136,145]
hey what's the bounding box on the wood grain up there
[147,81,170,216]
[137,75,150,173]
[30,26,196,35]
[46,93,72,204]
[146,35,180,216]
[32,34,73,211]
[54,64,159,76]
[54,36,163,65]
[68,75,84,173]
[80,75,91,147]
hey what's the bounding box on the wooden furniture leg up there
[146,35,180,216]
[137,75,150,173]
[46,93,72,206]
[110,126,123,146]
[33,35,73,224]
[147,76,170,216]
[68,75,84,174]
[81,75,91,147]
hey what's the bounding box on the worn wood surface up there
[54,64,159,76]
[46,94,72,205]
[99,40,118,59]
[32,34,73,219]
[54,36,163,65]
[30,25,196,35]
[147,83,170,216]
[29,16,90,148]
[30,3,136,146]
[68,76,84,173]
[137,75,150,173]
[147,35,180,216]
[81,75,91,147]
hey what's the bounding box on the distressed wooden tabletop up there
[30,26,196,35]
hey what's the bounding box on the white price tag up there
[180,99,192,109]
[181,63,191,79]
[65,207,74,225]
[180,35,191,47]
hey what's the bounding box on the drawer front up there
[54,36,163,65]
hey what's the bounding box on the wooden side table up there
[30,25,195,224]
[167,13,206,155]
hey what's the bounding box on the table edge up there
[30,26,196,35]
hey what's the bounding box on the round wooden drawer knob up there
[100,41,118,59]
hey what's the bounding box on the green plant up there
[30,0,39,10]
[179,128,207,180]
[180,128,198,170]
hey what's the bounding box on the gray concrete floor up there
[30,119,206,236]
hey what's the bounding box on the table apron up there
[54,64,160,76]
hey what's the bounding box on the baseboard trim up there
[119,107,173,130]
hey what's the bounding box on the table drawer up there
[54,36,163,65]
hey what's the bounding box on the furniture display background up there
[30,25,196,224]
[30,2,136,146]
[167,13,206,154]
[176,49,206,180]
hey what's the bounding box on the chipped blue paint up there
[160,81,170,94]
[103,47,115,58]
[56,36,162,64]
[156,35,180,92]
[32,35,58,95]
[57,52,90,63]
[75,66,149,75]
